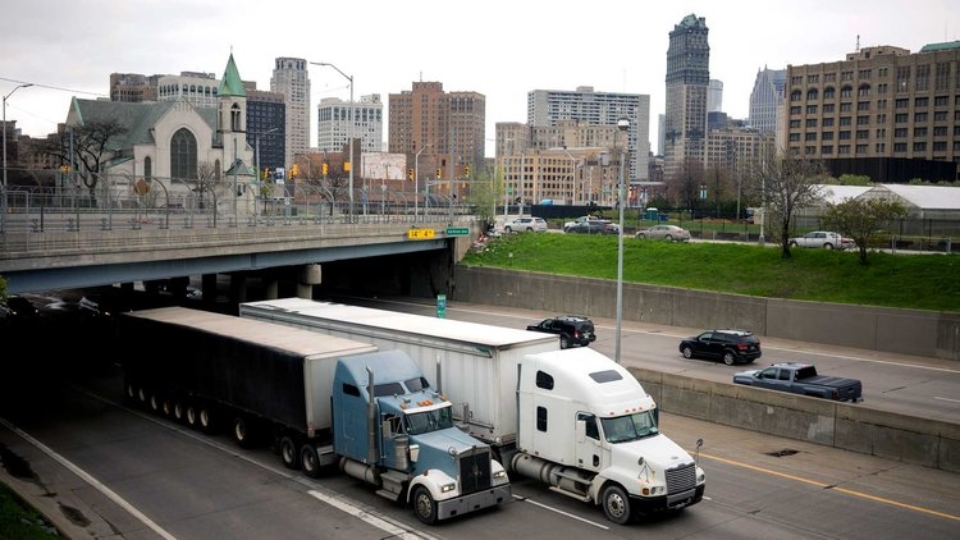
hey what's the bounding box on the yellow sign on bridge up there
[408,228,436,240]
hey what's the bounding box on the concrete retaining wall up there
[451,266,960,361]
[630,366,960,473]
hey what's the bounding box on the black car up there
[679,329,761,365]
[526,315,597,349]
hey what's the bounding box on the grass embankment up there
[462,234,960,313]
[0,484,60,539]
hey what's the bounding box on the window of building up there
[823,117,835,127]
[876,113,887,124]
[935,111,947,122]
[807,74,820,84]
[790,106,802,115]
[860,69,872,79]
[171,128,198,180]
[825,73,837,82]
[805,132,818,141]
[956,126,960,136]
[858,101,870,111]
[806,104,818,114]
[839,131,851,140]
[840,86,853,98]
[805,118,818,128]
[916,64,930,91]
[878,67,888,77]
[840,117,852,126]
[895,98,909,108]
[821,145,834,154]
[857,115,870,125]
[915,112,928,123]
[877,99,887,110]
[791,76,802,85]
[791,89,802,101]
[915,97,929,108]
[841,71,854,81]
[790,119,801,128]
[876,128,886,138]
[954,141,960,152]
[823,87,835,99]
[934,96,948,107]
[143,157,152,179]
[823,103,835,113]
[840,102,852,112]
[896,113,908,123]
[894,142,907,152]
[856,144,868,153]
[789,133,801,142]
[914,127,927,137]
[858,85,871,97]
[877,83,888,95]
[805,146,817,155]
[857,130,869,139]
[895,128,908,138]
[896,66,911,92]
[914,142,926,152]
[876,142,886,152]
[838,145,851,154]
[822,131,834,140]
[807,88,819,100]
[934,141,947,152]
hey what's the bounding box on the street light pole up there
[415,144,431,220]
[311,62,354,222]
[615,118,630,364]
[3,83,33,232]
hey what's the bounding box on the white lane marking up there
[934,396,960,404]
[82,389,439,540]
[513,495,609,530]
[308,490,429,539]
[0,416,178,540]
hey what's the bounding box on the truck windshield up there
[405,406,454,435]
[600,411,659,444]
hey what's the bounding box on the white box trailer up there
[239,298,558,446]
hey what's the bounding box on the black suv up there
[679,329,762,365]
[526,315,597,349]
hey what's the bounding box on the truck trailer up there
[119,306,510,524]
[239,298,706,524]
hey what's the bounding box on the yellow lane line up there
[702,452,960,523]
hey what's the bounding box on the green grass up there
[463,234,960,312]
[0,484,61,539]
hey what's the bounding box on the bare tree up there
[821,197,908,265]
[744,154,830,258]
[38,119,127,198]
[194,161,221,209]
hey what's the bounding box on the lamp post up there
[414,144,432,220]
[253,127,280,220]
[310,62,354,222]
[615,118,630,364]
[3,83,32,232]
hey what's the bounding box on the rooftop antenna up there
[856,35,860,52]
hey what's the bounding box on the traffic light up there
[262,168,270,181]
[436,168,442,179]
[408,168,414,181]
[464,166,470,178]
[290,164,299,178]
[322,162,328,176]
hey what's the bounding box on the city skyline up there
[1,0,957,157]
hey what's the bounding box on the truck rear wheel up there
[300,444,321,478]
[412,485,438,525]
[601,484,633,525]
[279,436,299,469]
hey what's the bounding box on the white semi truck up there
[119,306,511,524]
[240,298,706,524]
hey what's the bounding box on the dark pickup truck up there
[733,362,863,403]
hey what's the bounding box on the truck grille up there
[459,451,492,494]
[665,463,696,494]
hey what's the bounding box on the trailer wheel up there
[412,486,438,525]
[300,444,321,478]
[231,416,253,447]
[137,387,149,406]
[125,381,137,403]
[279,436,299,469]
[161,397,173,417]
[173,399,186,423]
[186,404,199,428]
[149,393,162,413]
[601,484,633,525]
[199,406,218,434]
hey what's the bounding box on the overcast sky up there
[2,0,957,157]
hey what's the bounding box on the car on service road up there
[526,315,597,349]
[635,224,691,242]
[679,329,762,365]
[504,216,548,233]
[788,231,855,250]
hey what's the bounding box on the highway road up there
[1,296,959,539]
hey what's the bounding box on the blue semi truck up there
[119,306,511,524]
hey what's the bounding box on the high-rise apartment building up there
[526,86,649,181]
[109,73,160,102]
[664,13,710,182]
[388,81,485,193]
[318,94,383,154]
[246,88,286,173]
[271,57,310,169]
[749,67,786,136]
[782,42,960,182]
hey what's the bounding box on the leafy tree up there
[464,166,499,231]
[744,154,830,259]
[832,174,872,186]
[820,197,908,265]
[38,119,128,198]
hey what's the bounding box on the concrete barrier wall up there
[451,266,960,361]
[629,367,960,473]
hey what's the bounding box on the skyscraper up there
[527,86,650,181]
[664,14,710,182]
[317,94,383,154]
[748,67,786,136]
[271,57,310,169]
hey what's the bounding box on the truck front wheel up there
[300,444,321,478]
[601,484,633,525]
[412,485,438,525]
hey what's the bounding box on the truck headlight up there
[441,483,456,493]
[494,470,507,480]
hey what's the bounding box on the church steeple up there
[218,53,246,98]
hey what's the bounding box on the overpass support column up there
[201,274,218,307]
[264,278,279,300]
[297,264,322,299]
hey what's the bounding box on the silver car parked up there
[635,224,691,242]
